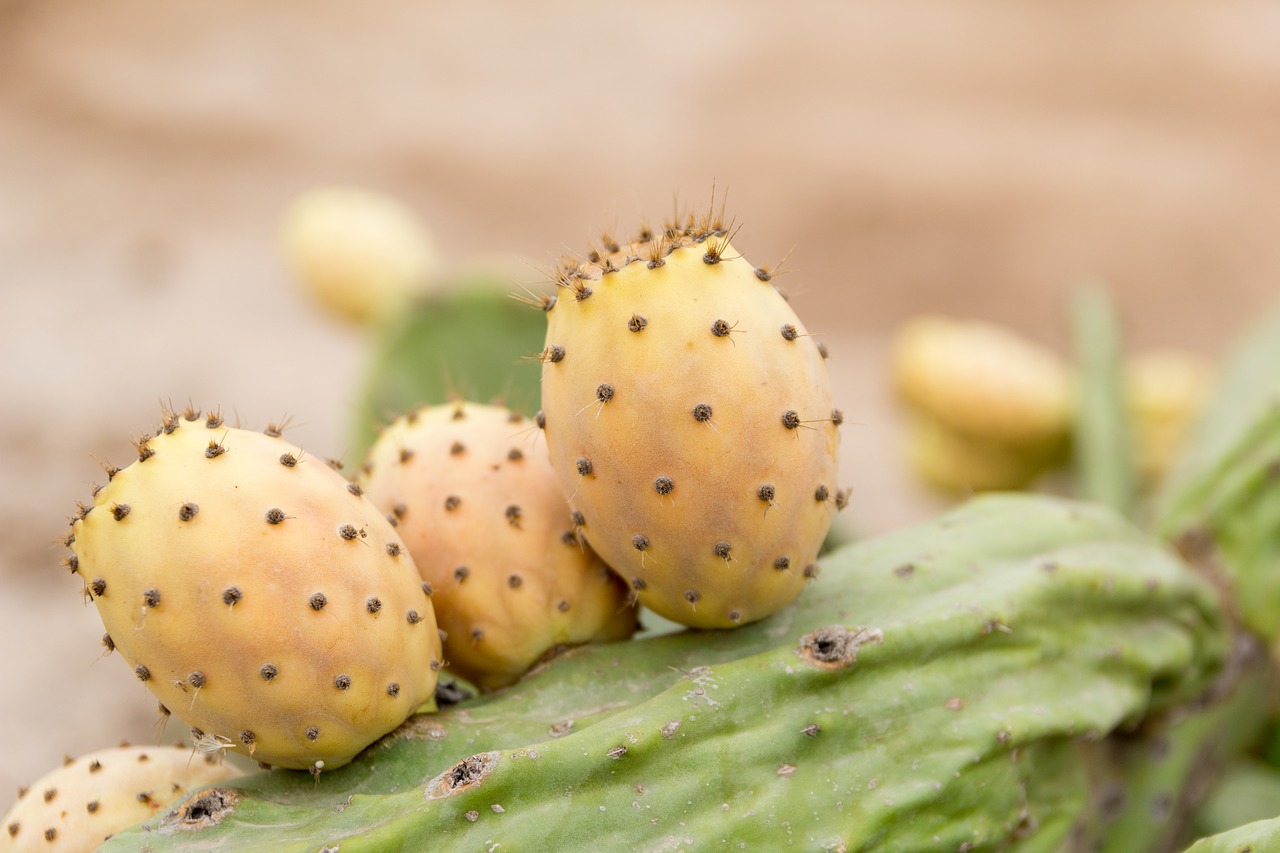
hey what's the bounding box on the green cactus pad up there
[1160,307,1280,503]
[1072,634,1273,852]
[1191,759,1280,843]
[1183,814,1280,853]
[1157,307,1280,641]
[351,281,547,464]
[102,494,1225,852]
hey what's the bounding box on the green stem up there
[1071,285,1136,518]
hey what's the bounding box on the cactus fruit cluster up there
[891,314,1075,492]
[0,745,239,852]
[9,191,1280,851]
[66,409,442,771]
[893,307,1221,503]
[359,401,638,690]
[539,213,841,628]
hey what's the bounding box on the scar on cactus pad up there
[537,199,842,628]
[359,401,638,691]
[66,406,442,771]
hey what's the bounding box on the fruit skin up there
[280,186,439,324]
[893,315,1075,444]
[0,744,239,853]
[359,402,638,691]
[97,494,1227,852]
[68,409,442,771]
[892,314,1074,493]
[1125,349,1214,485]
[539,222,840,628]
[905,411,1064,493]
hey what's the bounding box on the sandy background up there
[2,0,1279,802]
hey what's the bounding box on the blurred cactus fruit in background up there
[904,412,1063,494]
[539,205,841,629]
[0,744,239,853]
[358,401,638,691]
[66,407,442,771]
[280,186,440,324]
[892,315,1074,492]
[1125,349,1215,485]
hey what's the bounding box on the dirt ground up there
[2,0,1279,802]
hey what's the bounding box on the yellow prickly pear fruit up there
[904,412,1063,493]
[68,408,442,771]
[1,745,239,853]
[280,186,439,324]
[891,315,1074,492]
[538,210,842,629]
[1125,349,1214,483]
[359,402,638,691]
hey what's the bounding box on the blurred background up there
[2,0,1279,800]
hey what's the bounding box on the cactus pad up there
[99,494,1226,851]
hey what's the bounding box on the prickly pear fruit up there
[893,314,1074,492]
[904,411,1062,494]
[280,186,439,324]
[1125,349,1214,484]
[894,314,1075,443]
[359,402,638,690]
[68,408,442,771]
[539,213,840,628]
[1,744,239,852]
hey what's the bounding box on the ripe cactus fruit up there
[359,402,638,690]
[0,744,238,852]
[68,409,442,771]
[280,186,440,324]
[892,314,1074,492]
[539,213,840,628]
[1125,349,1214,484]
